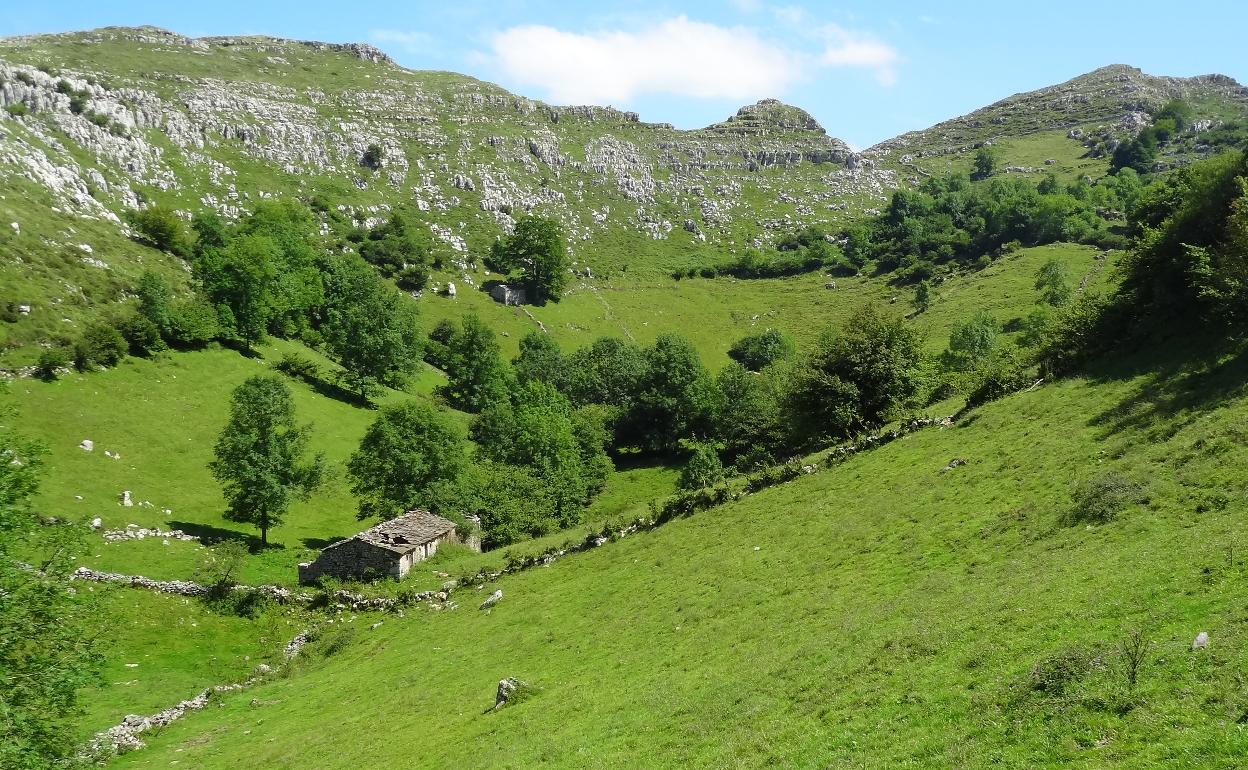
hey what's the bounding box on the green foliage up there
[127,205,191,257]
[4,102,29,117]
[136,269,173,336]
[1067,471,1147,525]
[0,404,100,768]
[678,443,725,491]
[866,172,1130,278]
[1111,101,1193,174]
[440,314,512,413]
[423,318,457,371]
[727,328,794,372]
[912,280,932,313]
[195,201,325,346]
[513,331,566,389]
[462,461,560,548]
[361,143,383,169]
[347,400,467,521]
[194,539,250,589]
[357,212,432,291]
[210,375,324,545]
[1034,258,1073,307]
[965,349,1032,408]
[562,336,646,411]
[116,311,166,357]
[473,380,607,528]
[626,333,717,453]
[321,254,422,398]
[273,351,321,382]
[942,311,999,372]
[713,361,789,468]
[73,320,127,369]
[787,304,923,441]
[972,145,999,180]
[166,295,221,347]
[489,216,569,305]
[35,347,70,380]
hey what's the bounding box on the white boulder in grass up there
[1192,631,1209,650]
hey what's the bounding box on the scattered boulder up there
[1192,631,1209,650]
[120,490,133,507]
[91,517,103,530]
[479,589,503,610]
[79,439,94,451]
[942,458,968,472]
[493,677,527,710]
[9,222,18,234]
[17,304,31,315]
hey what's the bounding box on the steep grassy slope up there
[99,335,1248,769]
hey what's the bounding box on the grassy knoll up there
[99,334,1248,769]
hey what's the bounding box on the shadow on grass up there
[301,535,349,550]
[1084,332,1248,439]
[170,520,286,552]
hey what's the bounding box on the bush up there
[116,312,166,357]
[167,295,220,347]
[36,347,70,380]
[727,328,795,372]
[1068,471,1147,525]
[965,352,1031,408]
[1029,646,1096,696]
[73,322,127,369]
[5,103,29,117]
[678,444,725,491]
[126,205,191,256]
[362,143,383,169]
[274,352,321,382]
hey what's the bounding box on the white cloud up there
[487,15,900,105]
[816,24,899,85]
[490,16,801,104]
[370,29,433,55]
[730,0,764,13]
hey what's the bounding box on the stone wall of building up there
[298,540,401,584]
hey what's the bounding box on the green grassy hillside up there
[94,333,1248,769]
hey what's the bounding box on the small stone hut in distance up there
[298,510,479,584]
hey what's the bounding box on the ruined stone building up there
[298,510,479,584]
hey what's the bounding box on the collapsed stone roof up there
[328,510,457,555]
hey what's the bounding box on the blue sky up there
[3,1,1245,149]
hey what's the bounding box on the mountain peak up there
[704,98,826,135]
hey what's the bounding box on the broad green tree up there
[1035,258,1073,307]
[629,333,718,452]
[210,375,323,545]
[347,400,467,521]
[788,304,923,441]
[441,314,512,412]
[490,215,569,305]
[322,255,422,399]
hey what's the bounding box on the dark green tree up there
[714,361,789,467]
[490,215,570,305]
[358,212,432,291]
[211,233,278,350]
[942,311,1000,372]
[629,334,717,452]
[441,314,512,412]
[972,145,999,181]
[136,270,173,337]
[788,304,923,441]
[913,280,932,314]
[322,255,422,399]
[513,331,566,388]
[73,321,127,369]
[347,400,467,521]
[210,375,323,546]
[727,328,795,371]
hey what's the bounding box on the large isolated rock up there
[479,589,503,610]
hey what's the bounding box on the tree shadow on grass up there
[1084,333,1248,440]
[170,520,285,553]
[301,535,349,550]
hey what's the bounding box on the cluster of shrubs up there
[673,226,859,281]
